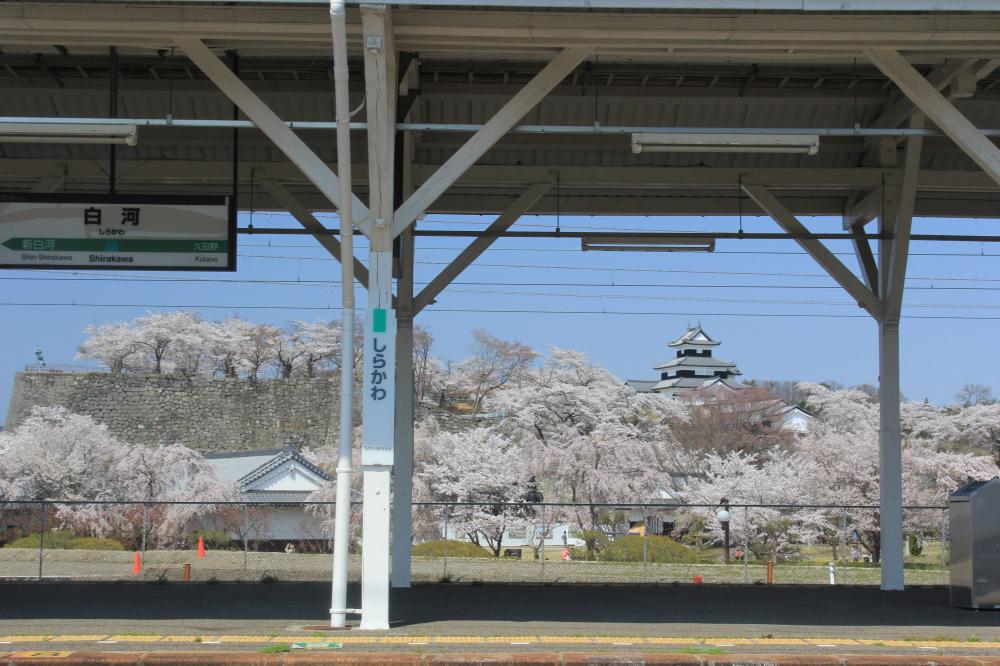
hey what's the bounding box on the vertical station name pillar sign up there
[361,248,395,630]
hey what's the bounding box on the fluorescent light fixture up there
[631,132,819,155]
[0,122,138,146]
[581,236,715,253]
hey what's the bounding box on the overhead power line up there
[5,274,1000,292]
[1,301,999,321]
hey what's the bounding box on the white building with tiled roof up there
[203,448,334,545]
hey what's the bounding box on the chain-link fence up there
[0,500,949,586]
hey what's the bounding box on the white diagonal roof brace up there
[884,114,924,323]
[869,58,978,130]
[866,48,1000,189]
[175,37,372,237]
[743,184,882,320]
[412,182,552,315]
[391,47,589,239]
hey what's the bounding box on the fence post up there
[642,510,648,579]
[939,508,948,585]
[37,498,45,581]
[243,504,249,572]
[841,507,848,585]
[141,502,148,579]
[742,505,749,584]
[443,507,449,581]
[539,504,546,582]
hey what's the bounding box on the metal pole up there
[539,504,546,582]
[939,508,948,585]
[329,0,356,631]
[8,115,1000,139]
[443,508,449,580]
[742,506,749,583]
[841,507,848,585]
[37,499,45,581]
[722,521,731,564]
[642,511,648,579]
[243,504,249,571]
[141,502,148,579]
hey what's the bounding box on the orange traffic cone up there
[132,551,142,575]
[197,535,206,559]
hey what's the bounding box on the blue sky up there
[2,210,998,423]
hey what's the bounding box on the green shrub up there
[66,536,124,551]
[411,539,492,558]
[574,530,610,561]
[908,534,923,557]
[188,530,232,550]
[5,531,123,551]
[600,535,698,564]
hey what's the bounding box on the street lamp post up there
[716,499,732,565]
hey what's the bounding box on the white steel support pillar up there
[359,4,397,630]
[875,115,920,591]
[877,317,904,591]
[391,227,415,589]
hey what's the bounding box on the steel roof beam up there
[391,47,589,238]
[412,183,550,315]
[867,48,1000,189]
[174,36,372,235]
[743,183,882,319]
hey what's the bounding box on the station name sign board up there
[0,194,235,271]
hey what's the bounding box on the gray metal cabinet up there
[949,477,1000,609]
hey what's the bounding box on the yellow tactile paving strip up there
[2,635,1000,649]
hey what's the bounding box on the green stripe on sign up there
[372,308,387,333]
[1,238,229,253]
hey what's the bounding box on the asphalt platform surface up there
[3,583,1000,637]
[2,583,999,659]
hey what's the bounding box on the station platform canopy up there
[0,1,998,219]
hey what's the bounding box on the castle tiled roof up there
[668,326,720,348]
[653,355,741,373]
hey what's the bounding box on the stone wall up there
[4,372,340,452]
[4,371,484,452]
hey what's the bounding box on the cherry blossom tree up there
[205,317,267,378]
[493,347,688,540]
[76,321,141,372]
[0,406,236,548]
[675,385,795,458]
[450,330,537,416]
[414,324,445,402]
[0,406,127,501]
[956,383,994,407]
[791,384,991,560]
[130,311,208,375]
[415,425,530,556]
[946,403,1000,466]
[273,319,353,379]
[681,448,818,561]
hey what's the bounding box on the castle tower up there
[651,326,742,398]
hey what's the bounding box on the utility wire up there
[1,301,999,320]
[5,274,1000,292]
